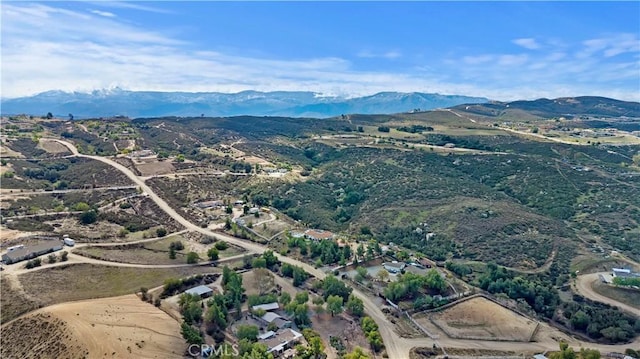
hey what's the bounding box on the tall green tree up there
[326,295,343,317]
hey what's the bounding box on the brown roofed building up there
[304,229,335,241]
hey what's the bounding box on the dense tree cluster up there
[281,263,310,287]
[384,270,446,302]
[322,275,352,302]
[560,297,640,343]
[222,266,245,318]
[477,263,559,318]
[360,317,383,352]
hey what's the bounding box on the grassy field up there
[18,264,217,306]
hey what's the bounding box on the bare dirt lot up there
[251,218,291,239]
[134,160,175,176]
[38,139,71,154]
[1,295,185,359]
[237,155,273,166]
[421,296,538,341]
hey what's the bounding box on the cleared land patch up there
[38,139,71,154]
[75,235,244,265]
[417,296,538,342]
[134,160,175,176]
[18,263,216,306]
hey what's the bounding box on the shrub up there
[25,258,42,269]
[186,252,199,264]
[214,240,228,250]
[79,210,98,224]
[119,202,132,209]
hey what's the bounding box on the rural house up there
[304,229,335,241]
[2,241,63,264]
[259,328,304,357]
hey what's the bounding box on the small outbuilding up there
[252,302,279,312]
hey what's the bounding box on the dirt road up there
[575,272,640,317]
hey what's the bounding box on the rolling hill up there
[453,96,640,119]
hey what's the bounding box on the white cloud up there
[1,3,639,102]
[86,1,173,14]
[578,33,640,58]
[513,38,541,50]
[357,50,402,59]
[90,10,116,18]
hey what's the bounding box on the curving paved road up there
[49,139,640,357]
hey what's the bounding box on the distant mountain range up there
[0,89,488,118]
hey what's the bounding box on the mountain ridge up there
[453,96,640,118]
[1,89,488,118]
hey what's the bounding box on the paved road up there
[575,272,640,317]
[50,138,640,357]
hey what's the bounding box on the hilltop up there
[454,96,640,119]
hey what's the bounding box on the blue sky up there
[2,1,639,100]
